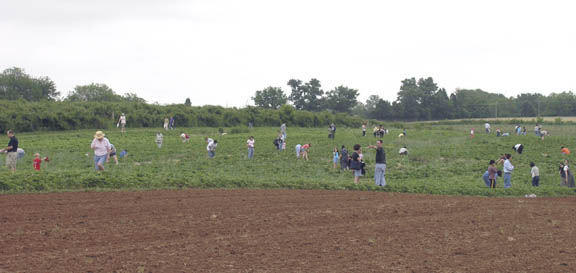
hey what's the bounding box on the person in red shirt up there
[33,153,41,171]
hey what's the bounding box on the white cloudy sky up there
[1,0,575,106]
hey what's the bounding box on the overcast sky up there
[1,0,575,106]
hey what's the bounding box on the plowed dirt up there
[1,189,574,272]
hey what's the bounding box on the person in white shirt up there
[513,144,524,154]
[502,154,514,188]
[530,162,539,187]
[485,123,491,134]
[246,136,255,159]
[91,131,111,171]
[206,137,217,158]
[399,146,408,155]
[156,132,163,148]
[117,113,127,136]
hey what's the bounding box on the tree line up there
[253,78,576,121]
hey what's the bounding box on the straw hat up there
[94,131,105,139]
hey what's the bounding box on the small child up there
[332,148,340,169]
[181,133,190,143]
[119,149,128,159]
[33,153,42,171]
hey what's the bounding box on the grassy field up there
[1,123,575,196]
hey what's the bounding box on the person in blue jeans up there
[502,154,514,188]
[367,140,386,187]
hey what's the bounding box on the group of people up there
[90,131,127,171]
[163,117,175,131]
[482,143,575,188]
[480,123,548,139]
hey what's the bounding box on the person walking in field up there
[247,136,255,159]
[33,153,42,171]
[169,116,175,130]
[562,159,575,187]
[485,122,491,134]
[368,140,387,187]
[280,123,287,140]
[117,113,127,136]
[502,154,514,188]
[340,145,349,170]
[530,162,540,187]
[91,131,111,171]
[0,130,19,172]
[470,128,475,138]
[156,132,163,148]
[362,123,367,137]
[332,147,340,169]
[350,144,363,184]
[163,118,169,130]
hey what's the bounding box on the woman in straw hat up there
[91,131,111,171]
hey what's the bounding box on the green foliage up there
[324,85,359,113]
[0,67,59,101]
[1,125,575,197]
[0,100,364,133]
[288,78,325,111]
[66,83,146,103]
[252,86,287,109]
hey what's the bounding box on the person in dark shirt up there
[368,140,387,186]
[0,130,19,171]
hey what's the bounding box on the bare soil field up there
[1,189,575,273]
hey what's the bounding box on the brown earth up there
[1,189,575,273]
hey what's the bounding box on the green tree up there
[66,83,122,102]
[184,98,191,106]
[252,86,288,109]
[365,95,392,120]
[288,78,324,111]
[324,85,359,113]
[515,93,543,117]
[0,67,59,101]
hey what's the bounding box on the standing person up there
[117,113,127,136]
[485,122,491,134]
[373,126,379,137]
[362,123,367,137]
[206,138,217,158]
[108,143,119,165]
[502,154,514,188]
[163,118,169,130]
[0,130,19,172]
[470,128,475,138]
[368,140,387,187]
[247,136,255,159]
[33,153,42,171]
[280,123,287,140]
[340,145,349,170]
[522,126,527,135]
[330,123,336,139]
[530,162,540,187]
[156,132,163,148]
[350,144,363,184]
[90,131,111,171]
[301,143,311,160]
[332,148,340,169]
[534,124,539,136]
[169,116,175,130]
[295,144,302,159]
[559,162,567,186]
[563,160,575,187]
[487,160,498,189]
